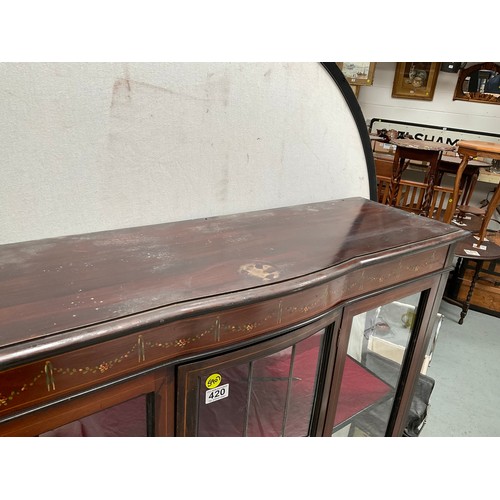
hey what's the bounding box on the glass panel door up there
[197,330,324,437]
[39,394,149,437]
[332,291,435,437]
[178,322,333,437]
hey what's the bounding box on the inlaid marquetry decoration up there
[0,372,45,407]
[0,291,321,410]
[239,262,280,281]
[44,361,56,391]
[0,245,445,412]
[0,339,144,409]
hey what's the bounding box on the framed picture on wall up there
[336,63,376,86]
[391,62,440,101]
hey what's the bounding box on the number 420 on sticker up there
[205,383,229,404]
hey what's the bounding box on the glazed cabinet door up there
[325,275,446,437]
[0,368,174,437]
[176,312,339,437]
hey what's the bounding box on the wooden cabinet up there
[0,197,467,437]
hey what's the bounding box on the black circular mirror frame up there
[321,62,377,201]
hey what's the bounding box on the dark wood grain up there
[0,198,466,354]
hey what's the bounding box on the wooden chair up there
[376,173,460,223]
[453,141,500,242]
[385,139,455,218]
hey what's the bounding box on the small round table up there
[445,234,500,324]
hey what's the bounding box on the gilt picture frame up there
[391,62,440,101]
[336,62,376,86]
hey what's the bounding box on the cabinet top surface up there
[0,197,466,351]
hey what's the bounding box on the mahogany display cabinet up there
[0,197,468,437]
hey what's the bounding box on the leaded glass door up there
[176,313,338,437]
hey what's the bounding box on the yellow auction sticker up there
[205,373,222,389]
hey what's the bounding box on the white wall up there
[358,62,500,134]
[0,62,370,245]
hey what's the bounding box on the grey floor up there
[419,299,500,437]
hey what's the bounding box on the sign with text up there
[370,118,499,147]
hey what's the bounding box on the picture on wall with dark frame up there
[392,62,440,101]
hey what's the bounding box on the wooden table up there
[445,234,500,324]
[369,134,386,151]
[388,139,455,217]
